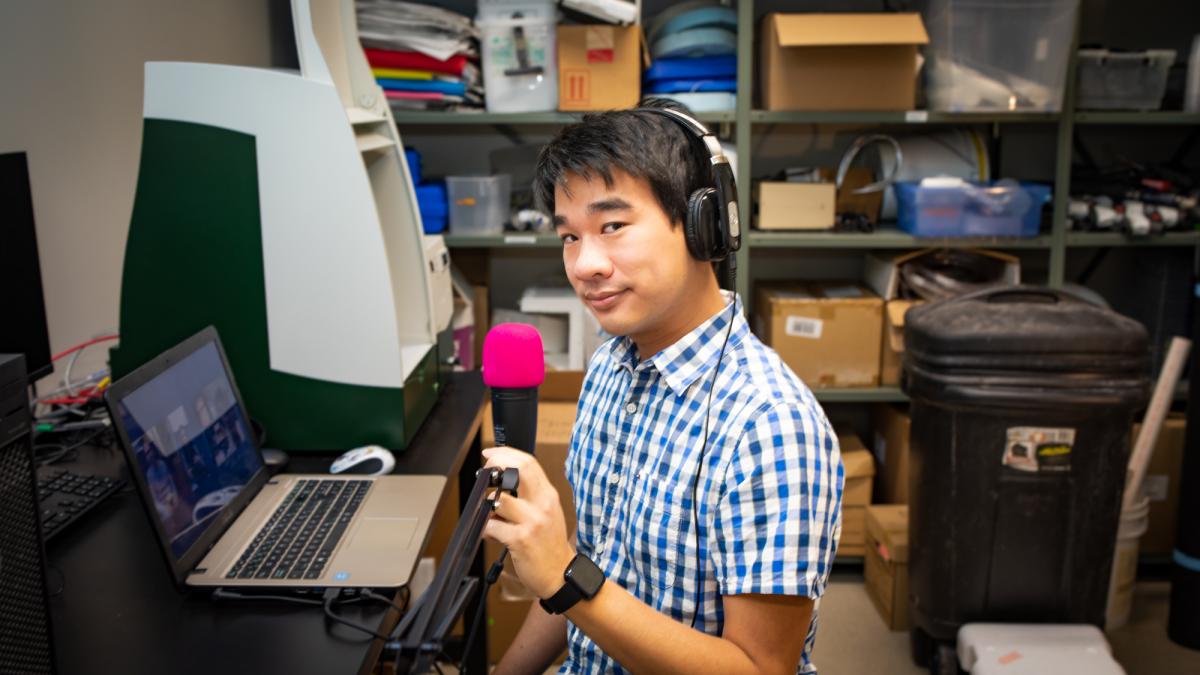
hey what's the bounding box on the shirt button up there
[610,473,621,485]
[625,402,638,414]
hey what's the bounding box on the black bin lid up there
[905,286,1149,376]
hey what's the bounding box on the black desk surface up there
[47,372,485,675]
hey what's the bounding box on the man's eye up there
[560,233,578,244]
[602,222,626,234]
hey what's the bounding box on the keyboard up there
[227,478,371,581]
[37,467,126,541]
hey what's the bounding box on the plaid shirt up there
[561,292,844,674]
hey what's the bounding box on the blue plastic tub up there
[405,148,422,185]
[894,180,1052,238]
[416,182,447,234]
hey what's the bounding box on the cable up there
[460,550,508,674]
[688,257,738,630]
[212,588,324,606]
[50,335,119,363]
[322,588,388,640]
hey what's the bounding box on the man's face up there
[554,169,702,342]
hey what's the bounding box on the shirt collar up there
[608,291,747,396]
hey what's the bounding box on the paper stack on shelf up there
[357,0,484,110]
[644,1,737,111]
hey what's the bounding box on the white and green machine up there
[111,0,453,451]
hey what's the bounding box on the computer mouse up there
[330,445,396,476]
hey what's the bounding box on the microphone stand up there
[385,466,519,674]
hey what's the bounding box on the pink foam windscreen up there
[482,323,545,388]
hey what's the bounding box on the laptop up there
[105,326,444,589]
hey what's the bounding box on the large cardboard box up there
[755,282,884,388]
[880,300,920,387]
[838,432,876,507]
[482,394,579,664]
[839,505,867,558]
[865,505,909,630]
[759,13,928,111]
[1133,414,1186,556]
[756,182,836,230]
[872,403,912,504]
[558,25,644,111]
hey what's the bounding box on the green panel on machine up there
[111,119,438,451]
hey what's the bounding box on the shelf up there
[346,107,387,125]
[391,110,736,126]
[813,387,908,403]
[751,110,1060,125]
[443,233,561,248]
[1073,111,1200,125]
[354,132,394,153]
[749,228,1052,249]
[1065,231,1200,247]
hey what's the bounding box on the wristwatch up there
[539,553,605,615]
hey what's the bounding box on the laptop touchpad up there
[347,517,418,553]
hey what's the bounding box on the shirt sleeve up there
[711,400,844,599]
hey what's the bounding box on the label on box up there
[585,26,615,63]
[904,111,929,123]
[1002,426,1075,473]
[1141,474,1169,502]
[562,69,590,104]
[503,234,537,245]
[786,316,823,339]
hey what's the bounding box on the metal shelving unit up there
[443,233,561,248]
[748,228,1052,250]
[1065,231,1200,247]
[750,110,1060,125]
[392,110,737,125]
[813,387,908,403]
[1074,111,1200,125]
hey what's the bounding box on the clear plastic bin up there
[1076,49,1175,110]
[477,15,558,113]
[894,179,1051,237]
[924,0,1080,112]
[447,175,512,234]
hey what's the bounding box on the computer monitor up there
[0,152,53,381]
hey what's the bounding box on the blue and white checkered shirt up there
[561,292,844,674]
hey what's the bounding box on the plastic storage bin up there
[894,179,1051,237]
[1076,49,1175,110]
[903,287,1148,663]
[477,14,557,112]
[446,175,512,234]
[923,0,1080,112]
[416,182,448,234]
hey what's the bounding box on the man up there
[483,102,844,674]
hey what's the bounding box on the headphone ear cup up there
[685,188,719,261]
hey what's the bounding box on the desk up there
[48,372,487,675]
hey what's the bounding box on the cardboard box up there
[865,504,909,630]
[838,431,876,507]
[755,282,884,388]
[872,404,912,504]
[760,13,928,111]
[880,300,919,387]
[756,182,836,230]
[482,395,578,664]
[1133,414,1186,556]
[863,249,1020,302]
[838,505,867,558]
[558,24,644,111]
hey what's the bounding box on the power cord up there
[689,255,738,630]
[459,549,508,674]
[322,588,389,640]
[212,586,402,642]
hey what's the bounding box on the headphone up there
[633,107,742,262]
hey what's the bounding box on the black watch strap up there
[539,554,604,615]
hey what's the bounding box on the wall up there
[0,0,288,387]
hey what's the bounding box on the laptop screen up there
[112,340,264,560]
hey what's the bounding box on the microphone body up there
[482,323,545,455]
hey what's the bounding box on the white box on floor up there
[956,624,1124,674]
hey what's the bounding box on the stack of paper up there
[357,1,483,110]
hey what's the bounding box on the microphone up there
[482,323,545,454]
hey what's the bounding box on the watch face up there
[565,555,605,598]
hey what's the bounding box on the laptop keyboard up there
[37,467,125,541]
[227,478,371,581]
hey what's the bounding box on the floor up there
[814,576,1200,675]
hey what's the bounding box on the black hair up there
[533,98,713,227]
